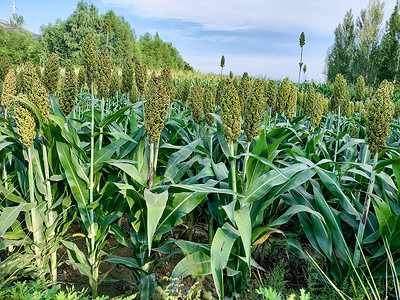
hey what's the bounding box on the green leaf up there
[144,189,169,254]
[211,223,239,299]
[108,161,147,187]
[156,191,208,235]
[0,203,35,237]
[99,105,132,127]
[106,255,140,269]
[270,205,325,227]
[234,206,252,267]
[140,273,156,300]
[56,141,90,229]
[164,139,200,178]
[172,251,212,278]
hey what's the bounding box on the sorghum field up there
[2,3,400,300]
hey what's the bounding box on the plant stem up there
[149,142,154,188]
[229,142,237,202]
[333,105,341,162]
[242,142,250,184]
[353,152,378,267]
[89,83,97,294]
[99,98,105,150]
[28,145,43,274]
[153,136,160,172]
[42,143,57,285]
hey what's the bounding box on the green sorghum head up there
[16,67,23,93]
[243,78,265,142]
[0,56,10,83]
[299,32,305,47]
[161,64,175,101]
[59,69,77,116]
[64,59,74,74]
[135,61,147,94]
[121,58,134,94]
[238,72,251,115]
[77,67,86,90]
[35,65,42,80]
[23,62,50,124]
[188,83,204,123]
[285,85,297,120]
[329,73,347,114]
[349,119,358,138]
[220,55,225,68]
[14,93,36,148]
[265,80,277,110]
[229,71,233,79]
[97,49,111,99]
[323,97,329,115]
[311,92,325,128]
[220,78,241,143]
[303,86,315,115]
[109,69,121,99]
[356,75,365,102]
[215,79,225,107]
[203,84,216,126]
[365,80,394,154]
[144,75,170,143]
[82,34,98,85]
[42,53,60,94]
[1,69,16,111]
[275,77,291,115]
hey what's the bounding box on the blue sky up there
[0,0,398,81]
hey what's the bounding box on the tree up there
[325,10,356,83]
[355,0,384,83]
[376,2,400,83]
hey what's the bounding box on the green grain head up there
[265,80,277,110]
[238,72,251,115]
[144,75,170,143]
[220,78,241,143]
[303,86,315,115]
[243,79,265,142]
[203,84,216,126]
[82,34,98,85]
[109,69,121,99]
[64,59,74,74]
[299,32,305,47]
[35,65,42,80]
[365,80,394,154]
[42,53,60,94]
[122,58,134,94]
[23,62,50,124]
[0,56,10,83]
[77,67,86,90]
[285,85,297,120]
[161,64,175,101]
[97,49,111,98]
[1,69,17,111]
[229,71,233,79]
[135,61,147,95]
[59,68,77,116]
[188,83,204,123]
[275,77,290,116]
[329,73,347,114]
[215,79,225,107]
[356,75,365,102]
[349,119,358,138]
[14,93,36,148]
[297,90,305,112]
[16,67,23,93]
[311,92,325,128]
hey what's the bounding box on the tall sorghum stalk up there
[97,49,111,150]
[298,32,305,84]
[353,80,394,267]
[243,79,265,182]
[145,75,169,188]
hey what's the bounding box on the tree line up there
[0,1,192,71]
[325,0,400,86]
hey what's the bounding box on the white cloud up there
[103,0,397,34]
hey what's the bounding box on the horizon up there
[0,0,398,82]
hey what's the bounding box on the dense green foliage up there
[0,1,191,71]
[326,0,400,85]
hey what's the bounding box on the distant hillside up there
[0,19,39,37]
